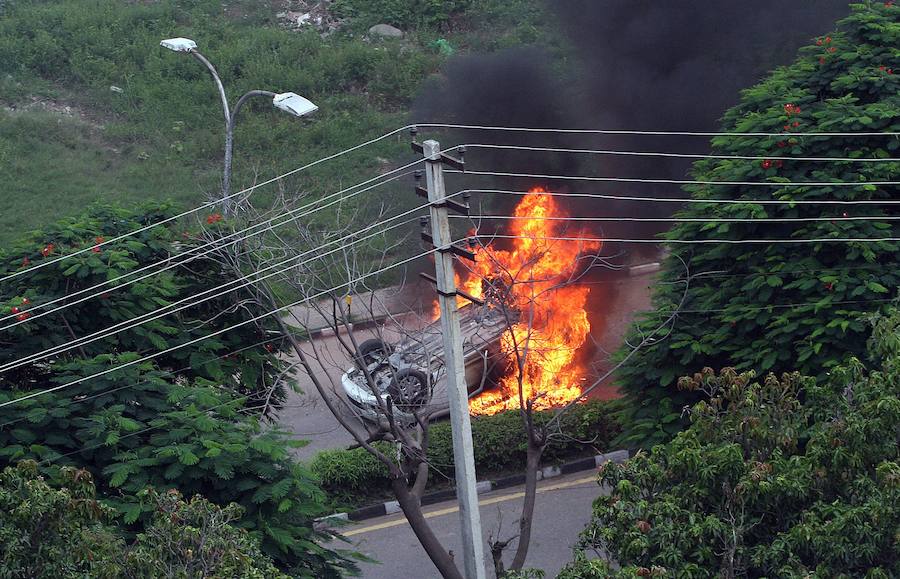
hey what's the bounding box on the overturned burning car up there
[342,187,609,422]
[341,300,516,424]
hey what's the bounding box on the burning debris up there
[462,188,602,415]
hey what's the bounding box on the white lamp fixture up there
[273,92,318,118]
[160,37,198,52]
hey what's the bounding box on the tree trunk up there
[490,541,507,577]
[391,478,463,579]
[509,438,543,570]
[262,291,459,577]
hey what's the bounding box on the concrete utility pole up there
[422,139,486,579]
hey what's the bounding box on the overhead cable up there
[478,234,900,245]
[466,188,900,205]
[0,160,432,330]
[448,169,900,188]
[417,122,900,138]
[0,210,431,374]
[462,143,900,163]
[1,125,418,284]
[0,335,283,430]
[455,214,900,224]
[0,241,450,408]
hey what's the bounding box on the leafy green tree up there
[122,488,289,579]
[616,2,900,446]
[0,203,286,405]
[573,311,900,577]
[96,372,350,576]
[0,461,120,579]
[0,204,354,574]
[0,461,298,578]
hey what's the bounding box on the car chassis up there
[341,301,517,425]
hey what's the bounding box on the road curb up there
[307,310,416,341]
[322,449,629,524]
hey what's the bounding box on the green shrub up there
[310,400,619,505]
[0,461,121,578]
[576,351,900,576]
[310,445,394,504]
[0,461,295,578]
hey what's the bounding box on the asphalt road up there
[331,469,609,578]
[276,331,358,458]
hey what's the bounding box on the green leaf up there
[178,449,200,466]
[11,429,36,444]
[660,413,681,424]
[121,503,143,524]
[109,466,130,487]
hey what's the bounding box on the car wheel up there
[387,368,430,412]
[355,338,391,369]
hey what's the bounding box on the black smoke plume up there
[414,1,853,247]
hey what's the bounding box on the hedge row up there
[310,400,619,505]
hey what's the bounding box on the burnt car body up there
[341,302,516,424]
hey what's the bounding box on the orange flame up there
[463,188,601,415]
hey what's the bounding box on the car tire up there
[355,338,391,369]
[387,368,430,412]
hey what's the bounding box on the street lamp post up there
[160,37,318,215]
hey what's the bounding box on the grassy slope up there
[0,0,548,245]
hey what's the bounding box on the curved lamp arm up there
[189,50,231,124]
[232,90,277,124]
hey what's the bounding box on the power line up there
[29,132,884,331]
[0,335,283,430]
[0,210,431,374]
[8,120,898,285]
[462,143,900,163]
[448,169,900,188]
[653,297,898,316]
[417,123,900,138]
[456,214,900,224]
[18,222,892,376]
[1,125,419,284]
[37,385,280,467]
[479,234,900,245]
[668,263,896,281]
[36,294,900,467]
[0,241,449,409]
[0,160,431,330]
[467,188,900,205]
